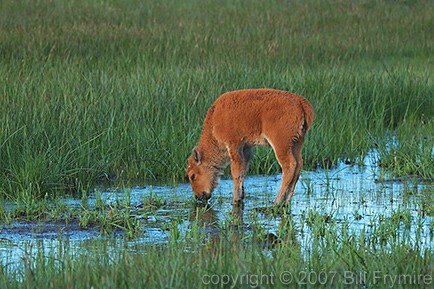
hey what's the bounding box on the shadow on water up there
[1,151,433,268]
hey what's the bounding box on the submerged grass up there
[1,0,433,199]
[1,2,433,286]
[1,169,434,288]
[0,208,433,289]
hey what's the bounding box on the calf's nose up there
[198,192,210,201]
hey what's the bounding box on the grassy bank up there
[1,0,433,201]
[0,207,433,289]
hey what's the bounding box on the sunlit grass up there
[0,206,433,289]
[0,0,433,202]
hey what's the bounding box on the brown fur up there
[186,88,314,205]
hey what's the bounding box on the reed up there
[0,0,433,201]
[0,206,432,289]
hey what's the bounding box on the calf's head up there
[186,147,218,201]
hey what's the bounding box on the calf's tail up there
[300,98,314,136]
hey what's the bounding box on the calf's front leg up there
[229,145,249,205]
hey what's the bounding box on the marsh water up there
[1,151,433,269]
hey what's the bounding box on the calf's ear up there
[192,147,201,164]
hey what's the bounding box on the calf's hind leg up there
[269,131,305,205]
[273,146,298,205]
[284,137,305,203]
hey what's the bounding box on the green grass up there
[1,3,433,287]
[1,0,433,201]
[0,207,433,289]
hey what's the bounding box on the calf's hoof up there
[232,198,244,207]
[272,201,291,214]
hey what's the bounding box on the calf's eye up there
[190,174,196,181]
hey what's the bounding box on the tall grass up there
[0,0,433,201]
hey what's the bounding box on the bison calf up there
[186,88,314,206]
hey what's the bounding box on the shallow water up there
[1,151,433,271]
